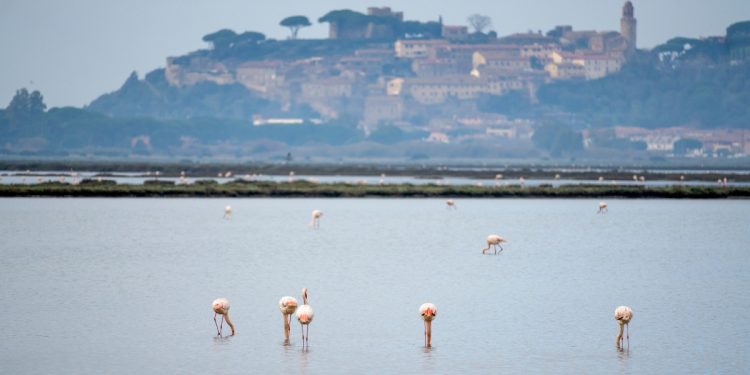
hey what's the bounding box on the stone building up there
[620,1,637,55]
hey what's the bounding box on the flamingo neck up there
[616,321,624,343]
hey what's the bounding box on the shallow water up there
[0,198,748,373]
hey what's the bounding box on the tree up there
[467,14,492,33]
[280,16,311,39]
[202,29,238,50]
[5,88,46,125]
[532,124,583,156]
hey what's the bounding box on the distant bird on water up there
[614,305,633,348]
[446,199,457,209]
[598,201,608,214]
[310,210,323,228]
[279,296,298,342]
[224,205,232,219]
[419,303,437,348]
[482,234,507,255]
[296,288,314,347]
[212,298,236,336]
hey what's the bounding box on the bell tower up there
[620,1,637,55]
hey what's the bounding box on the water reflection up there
[212,335,233,348]
[421,345,435,372]
[616,346,631,374]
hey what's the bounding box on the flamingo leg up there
[220,315,224,334]
[213,313,220,335]
[301,324,305,346]
[626,324,630,344]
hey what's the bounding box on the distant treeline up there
[1,180,749,199]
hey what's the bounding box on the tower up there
[620,1,637,55]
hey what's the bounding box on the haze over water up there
[1,198,748,373]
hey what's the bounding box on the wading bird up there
[598,201,608,214]
[446,199,457,209]
[614,305,633,348]
[224,205,232,219]
[279,296,298,342]
[482,234,507,255]
[310,210,323,228]
[419,303,437,348]
[212,298,235,336]
[296,288,314,347]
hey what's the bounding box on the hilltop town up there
[3,2,750,161]
[161,4,637,136]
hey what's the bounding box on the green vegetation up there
[534,51,750,129]
[1,180,747,199]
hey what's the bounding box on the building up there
[326,7,403,40]
[404,75,507,104]
[301,77,354,100]
[620,1,637,55]
[545,62,586,79]
[442,25,469,41]
[363,95,404,125]
[165,56,234,87]
[235,61,285,93]
[412,58,465,77]
[394,39,449,58]
[546,51,623,80]
[472,51,530,74]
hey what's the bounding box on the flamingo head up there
[420,303,437,321]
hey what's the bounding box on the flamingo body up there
[614,305,633,347]
[419,303,437,347]
[279,296,298,315]
[296,288,314,347]
[212,298,235,336]
[482,234,507,255]
[279,296,298,341]
[310,210,323,228]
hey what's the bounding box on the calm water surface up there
[1,198,749,374]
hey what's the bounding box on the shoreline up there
[1,181,748,199]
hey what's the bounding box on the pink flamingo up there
[419,303,437,347]
[614,305,633,348]
[279,296,298,342]
[296,288,314,347]
[598,201,608,214]
[310,210,323,228]
[482,234,507,255]
[212,298,236,336]
[446,199,457,209]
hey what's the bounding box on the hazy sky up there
[2,0,748,108]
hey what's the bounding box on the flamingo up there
[482,234,507,255]
[310,210,323,228]
[598,201,608,214]
[279,296,298,342]
[446,199,457,209]
[419,303,437,348]
[296,288,314,347]
[614,305,633,348]
[224,205,232,219]
[212,298,236,336]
